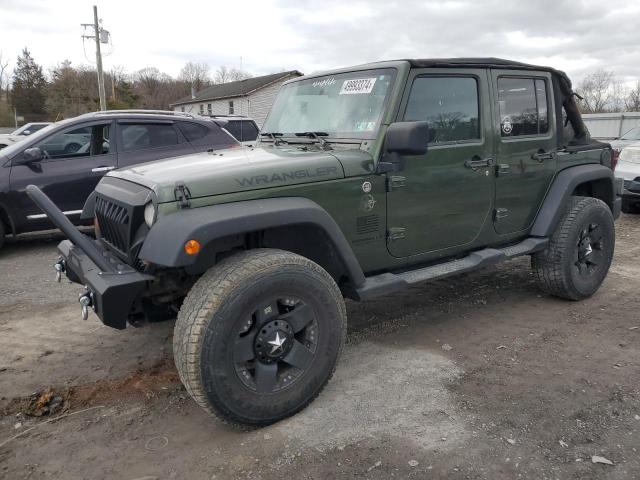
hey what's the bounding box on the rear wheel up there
[173,249,346,426]
[532,196,614,300]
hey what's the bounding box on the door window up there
[121,123,179,152]
[403,76,480,144]
[224,120,259,141]
[498,77,549,137]
[33,124,111,159]
[178,122,209,141]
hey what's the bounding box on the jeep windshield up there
[262,68,396,141]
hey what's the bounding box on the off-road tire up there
[531,196,614,300]
[173,248,346,426]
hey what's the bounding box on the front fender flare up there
[139,197,366,288]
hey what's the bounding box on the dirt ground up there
[0,216,638,480]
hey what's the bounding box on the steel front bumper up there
[57,240,152,329]
[25,184,152,330]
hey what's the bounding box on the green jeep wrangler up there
[28,58,622,426]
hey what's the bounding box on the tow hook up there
[78,288,94,321]
[54,258,66,283]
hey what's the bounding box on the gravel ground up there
[0,216,639,479]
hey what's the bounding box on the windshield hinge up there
[174,182,191,209]
[387,175,406,191]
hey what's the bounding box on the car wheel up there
[173,248,346,426]
[531,196,615,300]
[63,143,81,154]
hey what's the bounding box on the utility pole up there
[82,6,108,111]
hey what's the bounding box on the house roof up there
[171,70,303,106]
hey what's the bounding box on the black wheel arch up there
[139,197,367,294]
[531,163,620,237]
[0,199,16,236]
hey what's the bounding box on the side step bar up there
[354,237,548,301]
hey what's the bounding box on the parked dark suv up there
[0,110,238,248]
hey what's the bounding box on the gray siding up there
[174,74,296,128]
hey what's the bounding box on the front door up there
[387,68,494,258]
[491,70,557,235]
[9,120,116,232]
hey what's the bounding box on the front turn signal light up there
[184,239,201,255]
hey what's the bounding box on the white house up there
[170,70,303,127]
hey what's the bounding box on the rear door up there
[8,120,115,232]
[386,68,495,258]
[115,120,194,168]
[491,70,557,234]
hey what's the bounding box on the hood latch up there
[174,181,191,208]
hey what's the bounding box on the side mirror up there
[385,121,429,155]
[16,147,44,165]
[22,130,32,136]
[379,121,429,172]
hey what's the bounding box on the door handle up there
[531,150,555,162]
[91,166,116,173]
[464,156,493,170]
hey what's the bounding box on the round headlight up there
[144,202,156,228]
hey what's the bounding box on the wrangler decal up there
[235,167,339,187]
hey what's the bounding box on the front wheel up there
[173,249,346,426]
[532,196,615,300]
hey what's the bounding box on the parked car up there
[208,115,260,147]
[610,126,640,151]
[0,122,52,149]
[29,58,621,426]
[614,143,640,213]
[0,110,238,248]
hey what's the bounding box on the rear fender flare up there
[531,163,617,237]
[139,197,366,288]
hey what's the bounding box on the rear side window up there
[178,122,210,142]
[403,76,480,144]
[224,120,259,142]
[121,124,178,152]
[498,77,549,137]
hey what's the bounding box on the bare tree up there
[179,61,210,92]
[624,81,640,112]
[576,70,617,113]
[214,65,252,84]
[0,51,9,101]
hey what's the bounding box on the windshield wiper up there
[294,131,332,150]
[260,132,285,146]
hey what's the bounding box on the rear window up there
[223,120,259,142]
[121,123,179,152]
[178,122,210,142]
[498,77,549,137]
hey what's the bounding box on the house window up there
[229,101,234,114]
[180,107,185,112]
[207,103,212,115]
[199,104,204,115]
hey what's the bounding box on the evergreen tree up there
[12,48,47,114]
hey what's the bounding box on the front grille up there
[95,195,132,254]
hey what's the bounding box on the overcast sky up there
[1,0,639,84]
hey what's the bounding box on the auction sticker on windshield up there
[340,77,377,95]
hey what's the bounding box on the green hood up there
[108,146,348,203]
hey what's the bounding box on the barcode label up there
[339,77,377,95]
